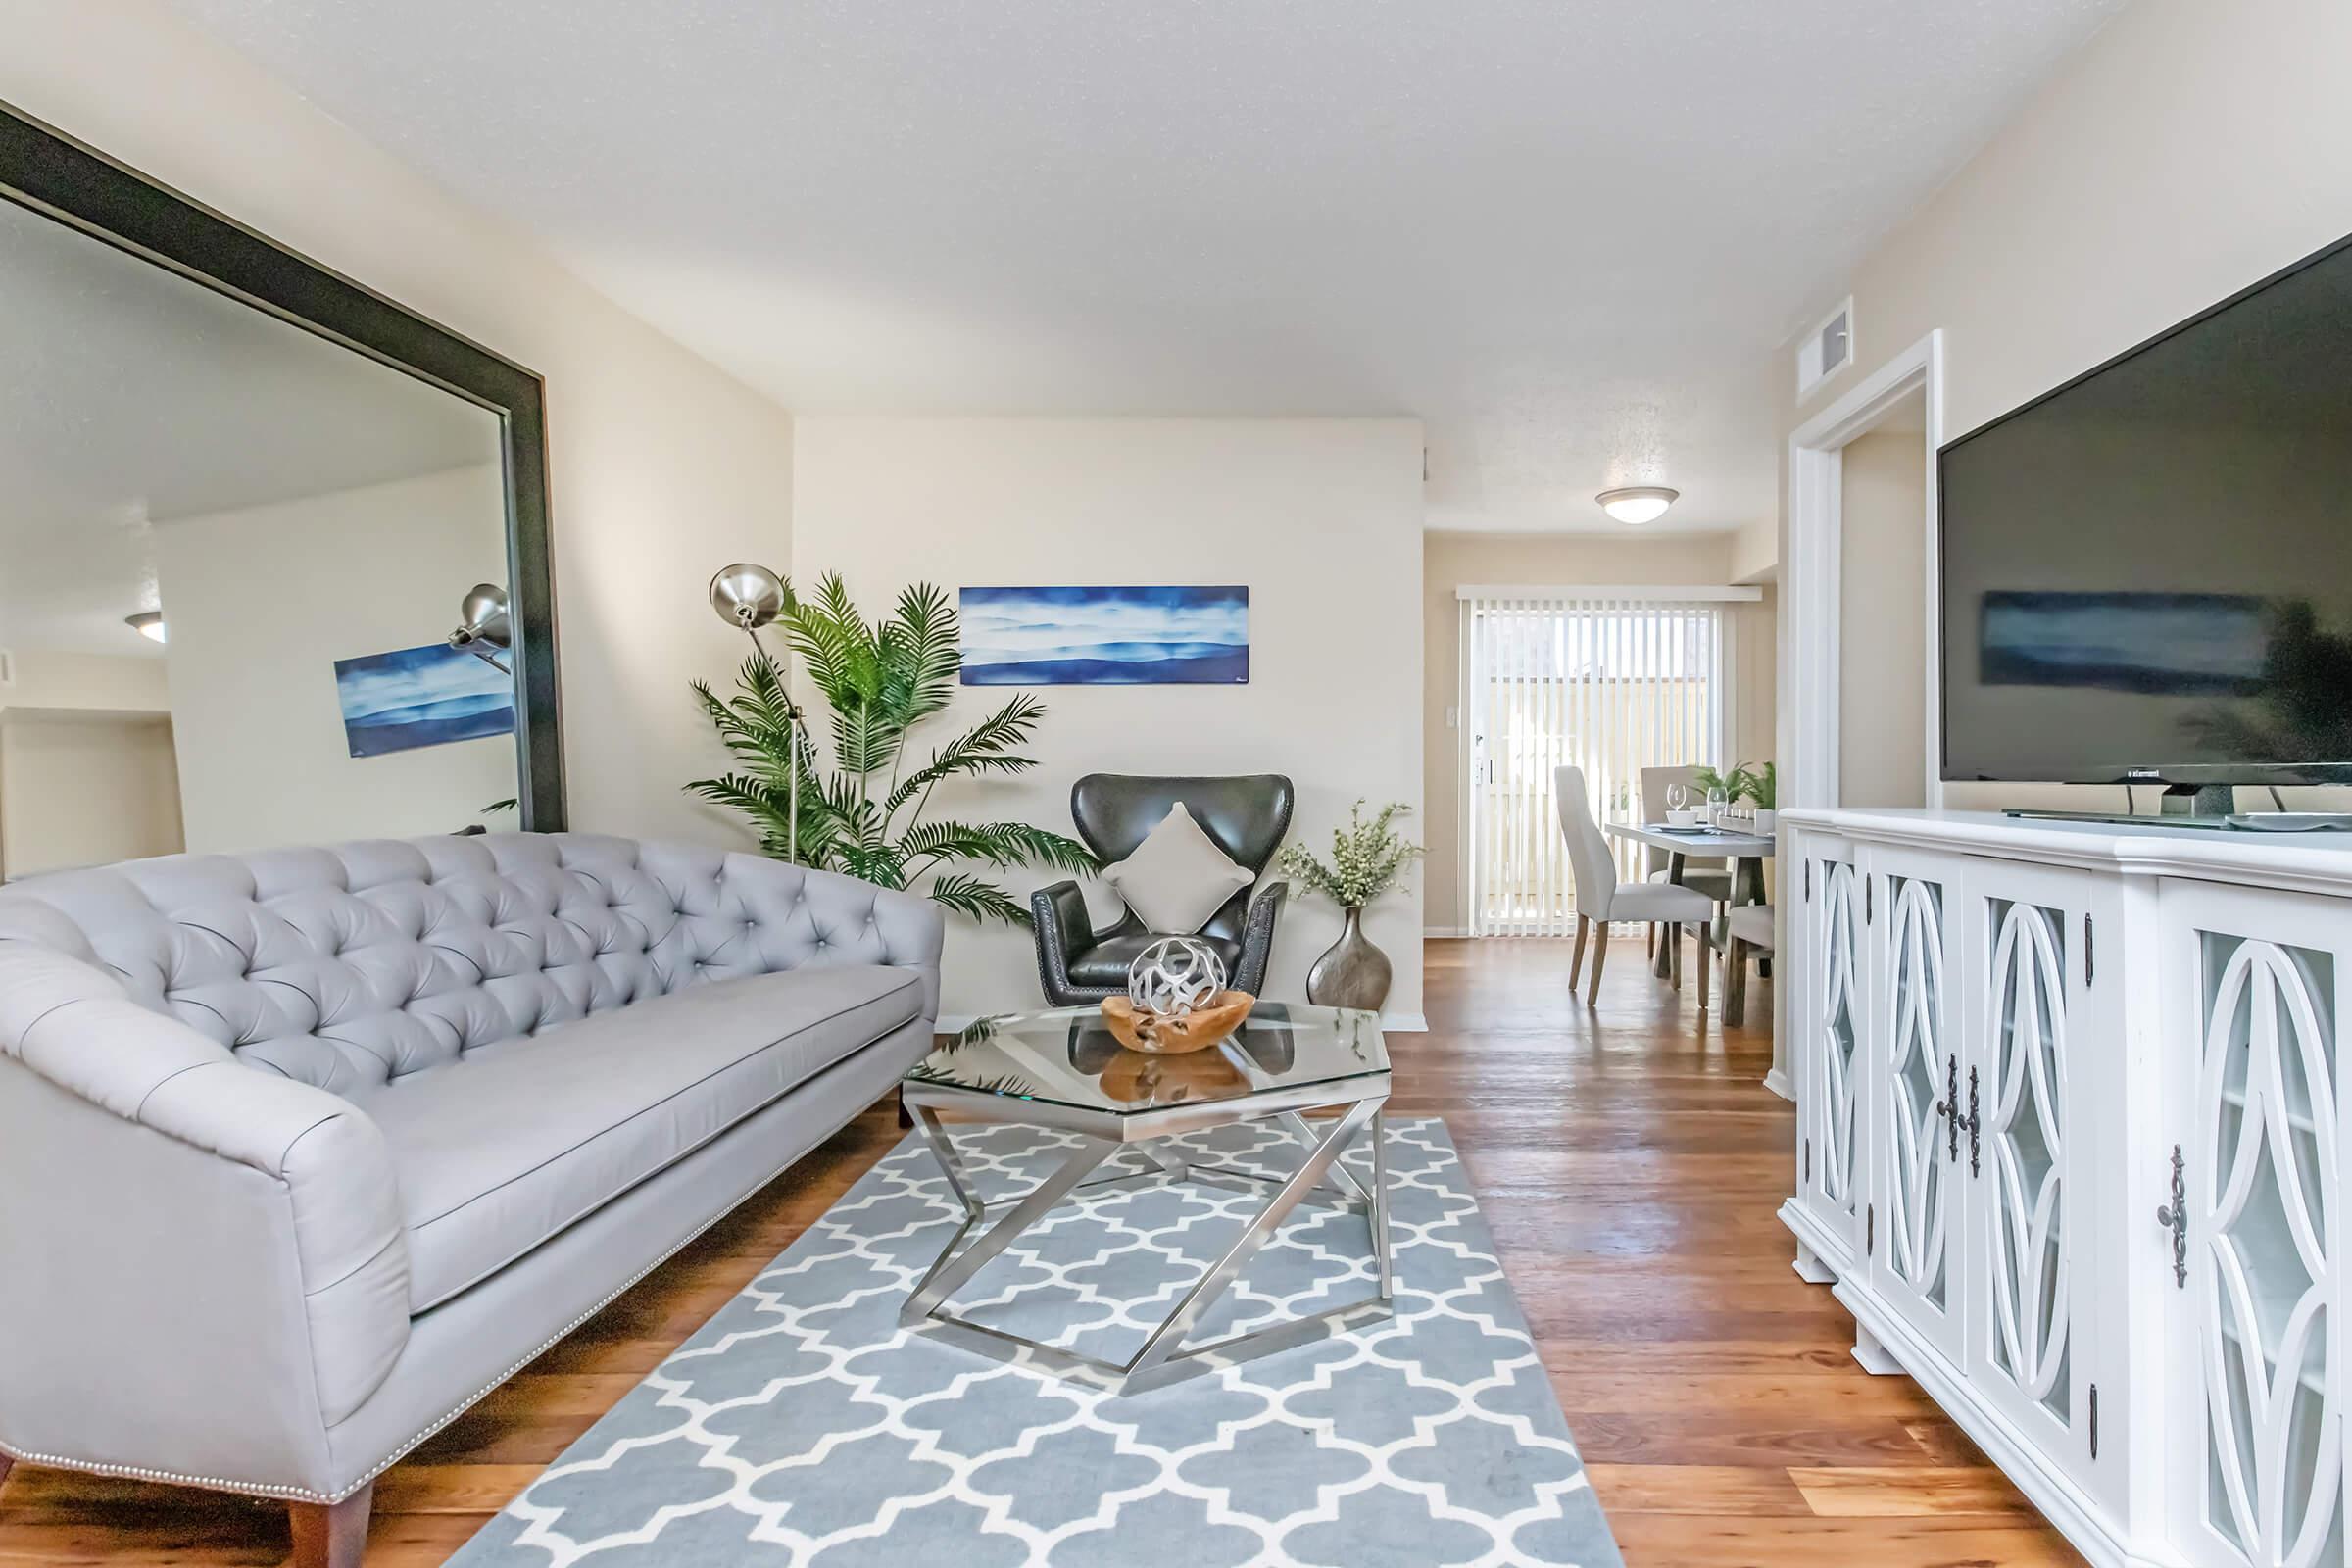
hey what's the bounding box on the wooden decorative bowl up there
[1100,990,1255,1054]
[1098,1045,1250,1103]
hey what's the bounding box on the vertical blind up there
[1464,595,1734,936]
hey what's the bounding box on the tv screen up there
[1940,234,2352,786]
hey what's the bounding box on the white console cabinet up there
[1781,809,2345,1568]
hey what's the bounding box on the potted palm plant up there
[687,573,1096,924]
[1278,800,1423,1011]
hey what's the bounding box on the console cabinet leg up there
[1852,1320,1903,1376]
[1792,1238,1837,1285]
[290,1482,371,1568]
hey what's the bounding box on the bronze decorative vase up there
[1306,906,1392,1011]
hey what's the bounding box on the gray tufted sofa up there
[0,831,943,1566]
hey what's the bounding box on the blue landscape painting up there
[1980,590,2269,695]
[959,585,1250,685]
[333,642,516,758]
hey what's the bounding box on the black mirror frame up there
[0,101,565,830]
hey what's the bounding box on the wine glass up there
[1706,784,1730,827]
[1664,782,1688,822]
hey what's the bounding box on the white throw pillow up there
[1102,803,1255,935]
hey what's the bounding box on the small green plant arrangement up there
[1690,762,1776,808]
[687,573,1097,926]
[1278,800,1424,908]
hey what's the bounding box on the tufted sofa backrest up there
[0,833,942,1098]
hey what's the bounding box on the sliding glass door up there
[1463,594,1732,936]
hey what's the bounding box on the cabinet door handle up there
[1965,1065,1983,1177]
[1934,1054,1961,1163]
[2154,1145,2188,1288]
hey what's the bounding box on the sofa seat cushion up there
[1065,931,1243,990]
[365,964,922,1311]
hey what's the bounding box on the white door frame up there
[1783,328,1945,815]
[1770,328,1944,1099]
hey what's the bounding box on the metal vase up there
[1306,906,1392,1012]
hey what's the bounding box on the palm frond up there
[922,872,1031,927]
[884,694,1051,812]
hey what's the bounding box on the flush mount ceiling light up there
[1596,486,1680,525]
[124,611,166,644]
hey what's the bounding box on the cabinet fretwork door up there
[1795,833,1865,1259]
[1962,859,2102,1474]
[2167,881,2345,1568]
[1867,847,1963,1362]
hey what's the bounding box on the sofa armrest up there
[719,853,947,1023]
[0,942,411,1488]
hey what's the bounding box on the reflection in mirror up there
[0,192,518,876]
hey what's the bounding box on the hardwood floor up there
[0,936,2081,1566]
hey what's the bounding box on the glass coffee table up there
[898,1002,1392,1394]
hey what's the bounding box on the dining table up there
[1602,819,1777,979]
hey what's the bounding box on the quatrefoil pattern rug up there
[450,1116,1622,1567]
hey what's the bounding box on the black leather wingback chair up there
[1031,774,1294,1006]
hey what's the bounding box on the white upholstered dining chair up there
[1555,764,1717,1006]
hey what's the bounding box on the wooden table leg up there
[1654,851,1686,978]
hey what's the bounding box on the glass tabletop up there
[904,1003,1389,1115]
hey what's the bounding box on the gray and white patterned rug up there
[450,1115,1621,1567]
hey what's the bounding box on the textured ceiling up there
[166,0,2126,534]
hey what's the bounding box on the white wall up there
[790,417,1426,1022]
[153,466,515,851]
[0,651,171,716]
[1779,0,2352,812]
[0,714,182,877]
[1837,426,1927,808]
[1,0,798,843]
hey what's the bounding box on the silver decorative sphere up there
[1127,936,1228,1019]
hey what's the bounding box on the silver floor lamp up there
[708,563,808,864]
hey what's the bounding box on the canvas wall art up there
[333,642,516,758]
[958,585,1250,685]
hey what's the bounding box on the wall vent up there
[1797,297,1854,396]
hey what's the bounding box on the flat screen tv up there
[1940,231,2352,792]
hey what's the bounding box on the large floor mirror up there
[0,106,561,877]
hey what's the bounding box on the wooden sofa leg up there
[290,1482,371,1568]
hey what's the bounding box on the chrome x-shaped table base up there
[899,1094,1392,1395]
